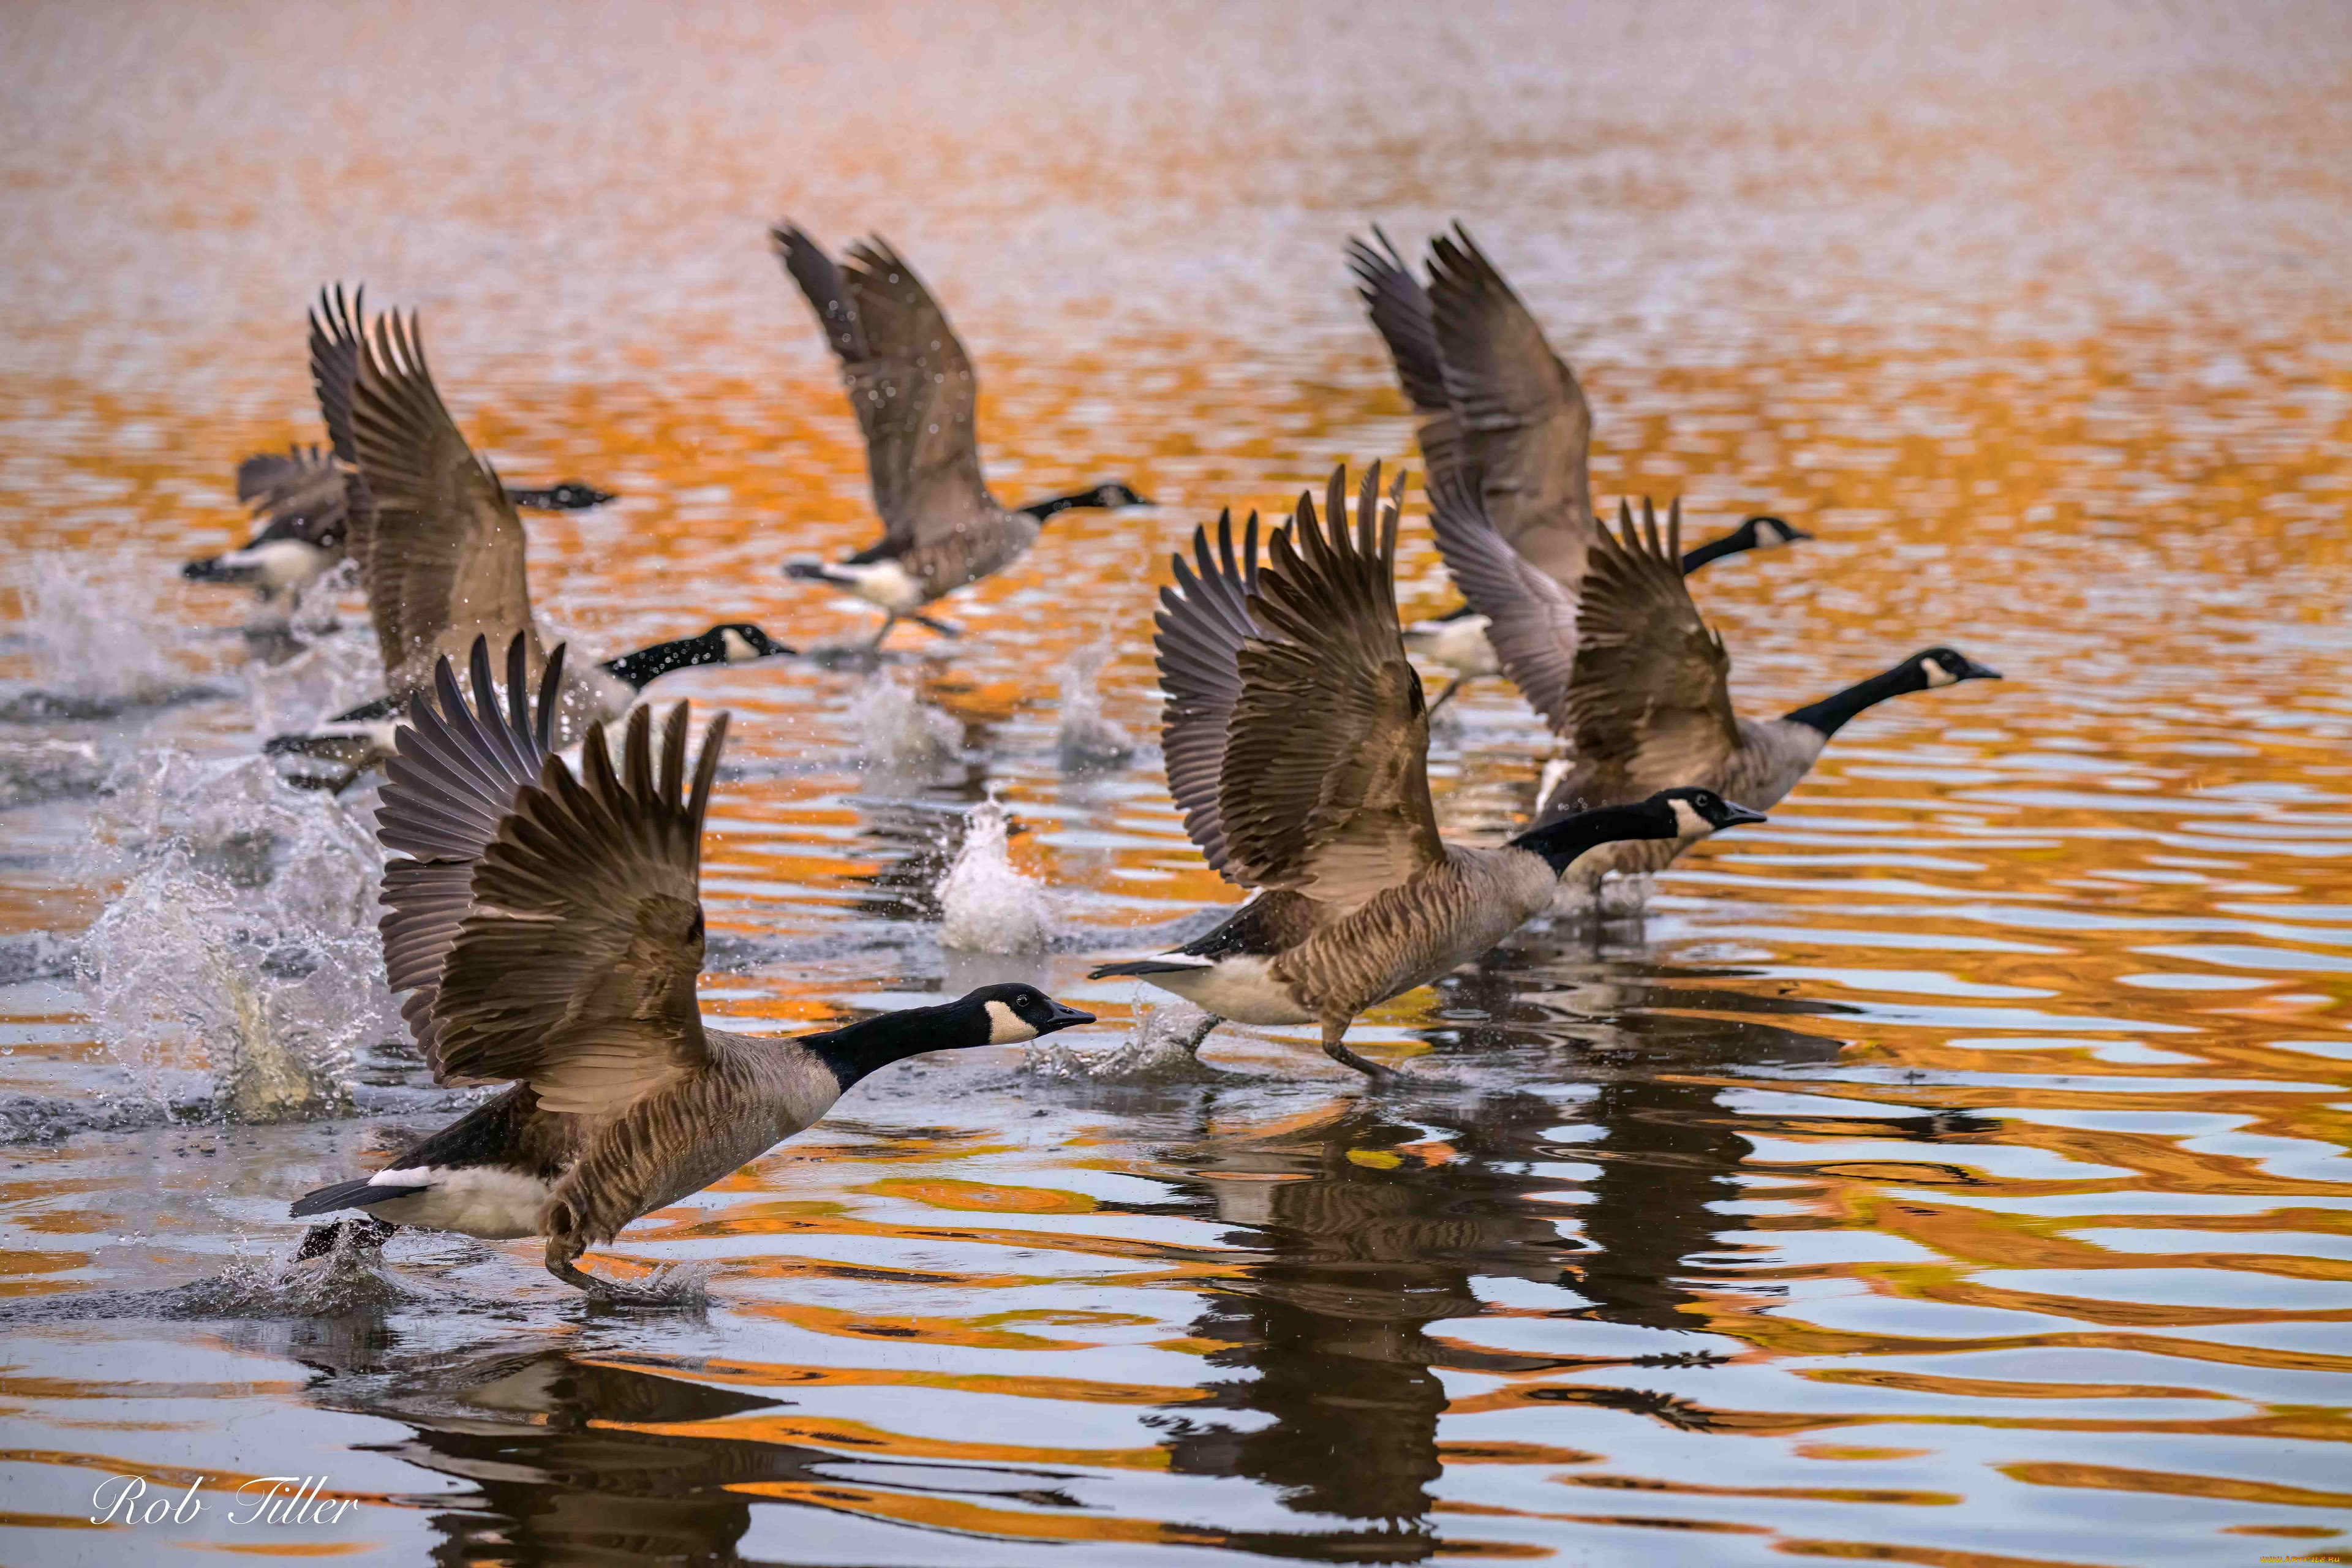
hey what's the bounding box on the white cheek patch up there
[1670,799,1709,838]
[984,1000,1038,1044]
[721,628,757,662]
[1921,658,1958,688]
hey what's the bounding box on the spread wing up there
[375,633,568,1080]
[1567,499,1740,786]
[1219,464,1443,911]
[1346,228,1449,416]
[772,225,993,552]
[347,309,537,690]
[1153,506,1263,875]
[309,285,364,466]
[1425,225,1596,587]
[1424,462,1580,734]
[388,648,728,1117]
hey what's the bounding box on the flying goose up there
[771,225,1150,650]
[1086,463,1765,1079]
[181,290,614,606]
[1348,226,1810,702]
[1430,471,1999,889]
[265,306,788,784]
[288,634,1095,1297]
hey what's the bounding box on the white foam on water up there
[74,750,394,1121]
[1023,999,1221,1082]
[937,797,1055,953]
[5,549,216,714]
[1056,642,1134,772]
[853,671,962,772]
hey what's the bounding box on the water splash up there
[853,671,962,772]
[1056,643,1134,772]
[937,798,1054,952]
[74,750,394,1121]
[1,551,221,718]
[1023,1000,1222,1081]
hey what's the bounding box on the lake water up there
[2,2,2350,1562]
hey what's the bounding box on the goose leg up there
[545,1234,693,1307]
[910,612,963,638]
[1321,1017,1396,1082]
[1426,677,1465,715]
[862,614,900,653]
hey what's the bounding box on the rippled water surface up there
[4,3,2352,1562]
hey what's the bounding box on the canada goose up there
[771,225,1151,649]
[265,306,788,783]
[1430,471,1999,889]
[1348,226,1811,699]
[288,634,1095,1298]
[1085,463,1765,1079]
[180,291,614,606]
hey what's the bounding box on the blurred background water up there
[2,1,2350,1562]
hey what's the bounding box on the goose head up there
[1656,786,1771,840]
[955,984,1098,1046]
[1906,647,2002,690]
[507,481,617,510]
[1085,481,1152,509]
[703,622,794,663]
[1735,514,1812,550]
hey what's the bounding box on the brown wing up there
[348,309,538,691]
[1567,499,1740,790]
[1152,506,1262,875]
[837,236,995,546]
[1218,464,1444,911]
[374,633,568,1081]
[1347,228,1449,416]
[1425,225,1596,587]
[1424,462,1580,734]
[309,285,364,466]
[428,699,728,1116]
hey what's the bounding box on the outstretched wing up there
[1425,225,1596,587]
[772,225,993,553]
[1217,464,1443,911]
[347,309,537,688]
[427,696,727,1116]
[1567,499,1740,786]
[1347,228,1450,416]
[1153,506,1263,876]
[309,285,365,466]
[1424,461,1580,734]
[375,633,568,1080]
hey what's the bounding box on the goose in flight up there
[1348,226,1809,702]
[181,290,612,606]
[1088,463,1764,1078]
[1430,470,1998,891]
[266,305,788,786]
[289,635,1095,1298]
[772,225,1150,650]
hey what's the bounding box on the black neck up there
[1782,662,1921,739]
[1510,802,1672,873]
[502,486,562,508]
[1678,527,1751,573]
[796,1003,973,1090]
[599,636,718,690]
[1019,488,1111,521]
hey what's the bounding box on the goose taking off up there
[771,225,1150,650]
[289,634,1095,1298]
[1348,225,1810,701]
[181,290,614,606]
[1087,463,1765,1079]
[265,305,787,786]
[1429,469,1999,891]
